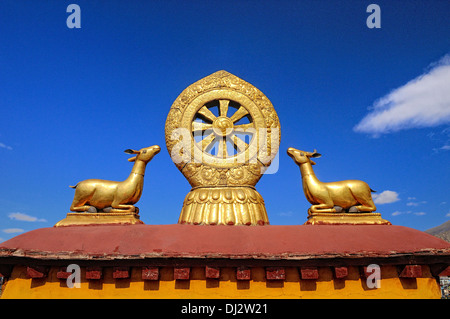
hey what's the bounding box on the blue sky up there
[0,1,449,242]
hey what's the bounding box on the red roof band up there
[1,224,449,262]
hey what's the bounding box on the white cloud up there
[414,212,426,216]
[391,210,426,217]
[0,142,13,150]
[2,228,24,234]
[372,190,400,204]
[430,127,450,152]
[8,212,47,222]
[354,54,450,135]
[406,202,418,206]
[406,201,426,207]
[278,211,294,217]
[432,144,450,153]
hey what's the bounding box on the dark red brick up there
[334,266,348,279]
[174,267,190,280]
[56,267,72,279]
[399,265,422,278]
[142,267,159,280]
[86,267,102,280]
[236,267,251,280]
[26,266,48,278]
[113,267,130,279]
[266,267,285,280]
[205,266,220,279]
[300,267,319,280]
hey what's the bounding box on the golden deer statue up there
[69,145,160,213]
[287,147,377,214]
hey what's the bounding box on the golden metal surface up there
[165,71,280,225]
[287,147,390,225]
[69,145,160,213]
[56,145,160,226]
[179,186,269,225]
[54,212,143,227]
[305,212,391,225]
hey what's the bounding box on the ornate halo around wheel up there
[165,71,280,225]
[165,70,280,185]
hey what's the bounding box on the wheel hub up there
[212,116,234,137]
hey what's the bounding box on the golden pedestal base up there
[178,186,269,226]
[305,211,391,225]
[54,211,144,227]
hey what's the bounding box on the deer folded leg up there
[110,203,136,213]
[310,203,336,213]
[353,202,376,212]
[70,195,94,212]
[350,186,377,212]
[352,194,376,212]
[70,204,93,212]
[69,184,96,212]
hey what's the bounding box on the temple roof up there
[1,224,449,265]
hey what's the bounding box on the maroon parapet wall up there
[0,224,449,265]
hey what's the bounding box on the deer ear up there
[311,152,322,158]
[124,149,139,154]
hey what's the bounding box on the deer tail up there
[69,183,78,189]
[370,188,376,193]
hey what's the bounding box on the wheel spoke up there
[197,132,216,152]
[229,106,249,123]
[233,123,254,133]
[230,134,248,152]
[197,106,217,122]
[192,121,213,132]
[219,100,230,117]
[193,101,252,158]
[217,137,228,158]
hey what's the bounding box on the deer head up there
[287,147,322,165]
[124,145,161,163]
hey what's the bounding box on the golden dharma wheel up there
[165,71,280,225]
